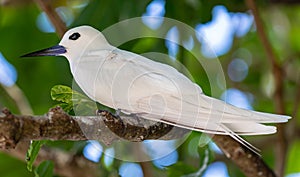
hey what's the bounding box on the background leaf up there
[166,162,196,177]
[34,161,54,177]
[26,140,47,172]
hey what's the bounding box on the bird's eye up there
[69,32,81,40]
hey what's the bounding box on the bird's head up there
[22,26,109,60]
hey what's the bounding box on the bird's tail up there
[134,93,291,154]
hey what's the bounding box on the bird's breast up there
[69,54,132,108]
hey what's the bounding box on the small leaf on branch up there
[26,140,47,172]
[51,85,97,114]
[51,85,74,104]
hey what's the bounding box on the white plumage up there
[24,26,291,151]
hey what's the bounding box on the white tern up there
[23,26,290,150]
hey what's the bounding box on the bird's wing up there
[112,49,289,118]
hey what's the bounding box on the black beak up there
[21,45,66,57]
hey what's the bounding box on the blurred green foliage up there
[0,0,300,177]
[26,140,47,172]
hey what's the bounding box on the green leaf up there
[34,161,54,177]
[73,100,98,116]
[166,162,196,177]
[50,85,74,104]
[0,153,33,177]
[197,135,214,166]
[50,85,97,115]
[51,85,92,104]
[26,140,47,172]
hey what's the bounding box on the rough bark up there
[0,107,277,177]
[0,107,188,148]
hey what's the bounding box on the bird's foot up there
[115,109,122,117]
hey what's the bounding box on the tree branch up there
[245,0,288,176]
[0,107,277,177]
[0,107,188,149]
[33,0,67,37]
[212,135,276,177]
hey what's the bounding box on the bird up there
[22,25,290,152]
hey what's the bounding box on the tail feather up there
[252,111,290,123]
[201,95,291,123]
[137,95,291,125]
[135,94,290,135]
[131,92,291,155]
[222,122,277,135]
[219,124,261,155]
[137,112,281,155]
[140,114,263,154]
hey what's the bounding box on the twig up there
[1,85,33,115]
[33,0,67,37]
[139,161,153,177]
[245,0,287,176]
